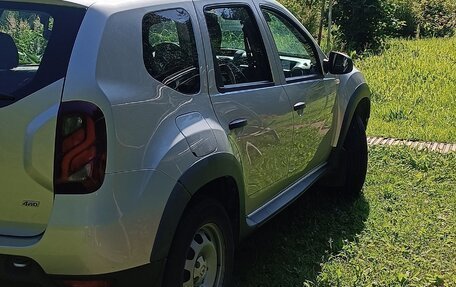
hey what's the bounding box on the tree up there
[279,0,324,36]
[416,0,456,38]
[333,0,391,53]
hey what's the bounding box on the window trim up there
[203,3,276,94]
[219,80,275,93]
[285,74,323,84]
[142,7,202,95]
[259,5,325,84]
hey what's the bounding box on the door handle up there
[294,102,307,116]
[229,118,248,130]
[294,102,307,111]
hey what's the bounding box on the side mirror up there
[323,51,354,74]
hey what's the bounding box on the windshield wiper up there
[0,94,15,101]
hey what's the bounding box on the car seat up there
[0,32,19,71]
[0,32,21,95]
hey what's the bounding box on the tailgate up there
[0,2,85,237]
[0,81,63,237]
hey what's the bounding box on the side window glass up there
[143,9,200,94]
[204,6,273,89]
[262,9,321,79]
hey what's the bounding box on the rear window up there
[0,2,85,107]
[142,9,200,95]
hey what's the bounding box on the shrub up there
[417,0,456,38]
[333,0,392,53]
[279,0,455,54]
[386,0,456,38]
[387,0,417,37]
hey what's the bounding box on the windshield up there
[0,2,85,108]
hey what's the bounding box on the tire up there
[342,115,368,198]
[163,199,234,287]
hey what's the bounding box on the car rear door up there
[0,3,85,237]
[193,0,295,214]
[259,5,339,181]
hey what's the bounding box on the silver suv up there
[0,0,370,286]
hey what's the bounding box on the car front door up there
[194,0,295,214]
[259,6,339,182]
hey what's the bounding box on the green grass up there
[235,146,456,286]
[356,37,456,143]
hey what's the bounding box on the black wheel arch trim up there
[150,153,245,264]
[337,83,371,150]
[326,82,371,177]
[178,153,245,197]
[150,181,191,265]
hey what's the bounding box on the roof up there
[1,0,95,7]
[2,0,280,14]
[2,0,185,8]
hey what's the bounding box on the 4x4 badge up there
[22,200,40,207]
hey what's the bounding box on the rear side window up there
[0,3,86,108]
[143,9,200,95]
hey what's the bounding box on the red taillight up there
[54,102,107,194]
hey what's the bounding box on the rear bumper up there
[0,254,165,287]
[0,169,178,276]
[0,255,54,287]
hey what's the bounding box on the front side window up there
[262,8,321,79]
[0,3,85,107]
[204,6,273,89]
[143,9,200,95]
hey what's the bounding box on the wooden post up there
[318,0,326,45]
[326,0,333,51]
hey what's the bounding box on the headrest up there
[205,13,222,39]
[205,13,222,52]
[0,32,19,70]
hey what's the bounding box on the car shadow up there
[233,186,370,286]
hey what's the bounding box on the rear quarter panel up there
[35,0,237,274]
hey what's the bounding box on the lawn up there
[356,37,456,143]
[235,37,456,286]
[235,146,456,286]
